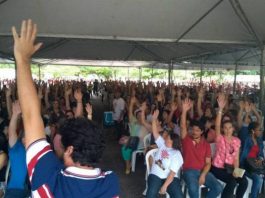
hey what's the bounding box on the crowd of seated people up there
[112,80,263,197]
[0,19,264,198]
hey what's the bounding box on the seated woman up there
[146,109,183,198]
[211,93,248,198]
[121,96,149,174]
[240,122,264,198]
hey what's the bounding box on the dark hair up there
[169,132,181,150]
[65,110,74,118]
[191,120,205,132]
[162,109,170,115]
[59,118,105,167]
[221,120,233,128]
[248,122,260,133]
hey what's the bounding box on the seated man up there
[12,19,119,198]
[180,99,222,198]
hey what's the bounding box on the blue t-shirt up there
[26,139,120,198]
[8,140,27,189]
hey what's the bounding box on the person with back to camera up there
[12,19,119,198]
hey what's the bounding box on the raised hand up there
[12,19,42,62]
[65,86,72,96]
[239,101,245,110]
[198,87,204,98]
[250,103,257,112]
[74,89,83,102]
[170,102,178,112]
[85,103,92,115]
[5,88,12,97]
[217,93,226,110]
[152,109,159,120]
[182,98,192,112]
[130,96,137,104]
[177,88,182,96]
[140,102,147,112]
[12,101,22,117]
[245,102,251,113]
[38,86,43,99]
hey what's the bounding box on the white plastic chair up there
[5,161,10,186]
[131,133,151,172]
[143,148,170,198]
[183,143,214,198]
[210,143,216,158]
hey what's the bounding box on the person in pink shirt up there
[211,93,248,198]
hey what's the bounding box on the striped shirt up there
[26,139,119,198]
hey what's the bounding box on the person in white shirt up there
[113,90,125,139]
[146,109,184,198]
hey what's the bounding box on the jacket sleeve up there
[239,137,252,167]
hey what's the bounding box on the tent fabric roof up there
[0,0,264,67]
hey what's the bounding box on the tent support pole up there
[127,67,130,80]
[233,63,238,95]
[175,0,224,43]
[38,64,41,83]
[200,58,203,84]
[259,47,265,112]
[168,61,173,85]
[139,67,142,81]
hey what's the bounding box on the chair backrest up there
[5,161,10,185]
[143,133,151,149]
[210,143,216,158]
[145,148,158,175]
[263,141,265,157]
[103,111,114,125]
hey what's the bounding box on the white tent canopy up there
[0,0,264,66]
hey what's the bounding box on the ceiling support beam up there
[174,0,225,44]
[132,41,166,61]
[229,0,263,48]
[259,46,265,112]
[37,38,69,54]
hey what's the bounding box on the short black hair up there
[222,120,233,128]
[248,122,260,133]
[59,118,105,167]
[191,120,205,132]
[169,132,181,151]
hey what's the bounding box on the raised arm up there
[215,93,226,137]
[237,101,244,129]
[128,96,137,123]
[151,110,160,140]
[8,101,21,147]
[251,103,261,125]
[12,19,45,148]
[180,99,192,139]
[197,88,204,118]
[177,88,182,109]
[85,102,93,120]
[140,102,152,132]
[168,102,178,124]
[5,88,12,120]
[64,85,72,111]
[74,89,83,117]
[44,85,50,110]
